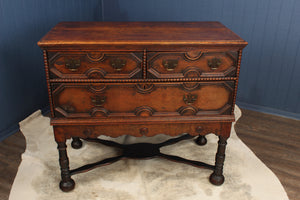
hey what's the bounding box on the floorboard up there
[235,109,300,200]
[0,109,299,200]
[0,132,25,200]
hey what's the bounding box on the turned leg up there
[57,142,75,192]
[210,136,227,185]
[71,137,82,149]
[195,135,207,146]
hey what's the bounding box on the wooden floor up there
[235,109,300,200]
[0,109,299,200]
[0,130,25,200]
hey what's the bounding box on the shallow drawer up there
[51,81,234,118]
[48,51,143,79]
[147,51,238,78]
[53,122,226,138]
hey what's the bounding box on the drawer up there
[53,122,225,138]
[147,51,238,78]
[48,51,143,79]
[51,81,234,118]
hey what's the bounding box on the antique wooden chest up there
[38,22,247,192]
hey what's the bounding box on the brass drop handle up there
[91,95,106,106]
[183,93,197,105]
[61,104,75,113]
[208,57,222,70]
[65,58,80,71]
[162,59,178,71]
[110,58,126,71]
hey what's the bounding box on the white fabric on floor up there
[9,106,289,200]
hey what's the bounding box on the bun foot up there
[195,135,207,146]
[60,178,75,192]
[209,172,224,186]
[71,137,82,149]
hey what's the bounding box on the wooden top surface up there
[38,22,247,48]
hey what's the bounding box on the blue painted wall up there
[0,0,299,140]
[0,0,102,140]
[102,0,300,118]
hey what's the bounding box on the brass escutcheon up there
[162,59,178,71]
[91,95,106,107]
[183,93,197,105]
[61,104,75,113]
[110,58,126,71]
[207,57,222,70]
[65,58,80,71]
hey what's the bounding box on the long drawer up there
[51,81,234,118]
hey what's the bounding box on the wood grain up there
[38,22,247,48]
[53,122,224,139]
[49,51,143,79]
[235,109,300,200]
[52,82,233,118]
[148,51,237,78]
[0,131,25,200]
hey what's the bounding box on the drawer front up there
[51,81,234,118]
[53,122,225,138]
[147,51,238,79]
[48,51,143,79]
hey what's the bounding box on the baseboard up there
[41,105,50,116]
[0,123,20,142]
[0,105,50,142]
[236,101,300,120]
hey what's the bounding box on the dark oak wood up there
[71,137,82,149]
[195,135,208,146]
[38,21,247,191]
[57,141,75,192]
[69,134,215,176]
[210,136,228,185]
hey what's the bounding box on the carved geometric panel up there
[48,51,143,79]
[51,81,234,118]
[147,51,238,79]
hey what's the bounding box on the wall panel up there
[102,0,300,119]
[0,0,102,140]
[1,0,299,140]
